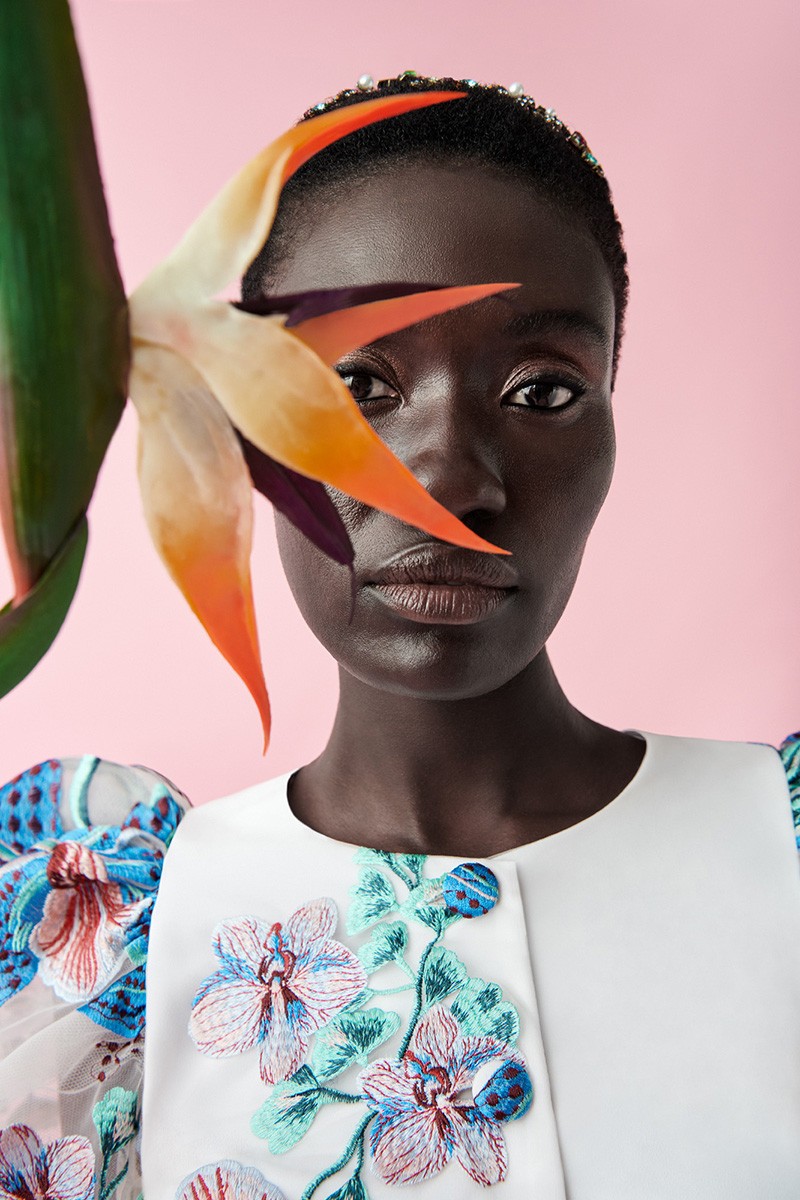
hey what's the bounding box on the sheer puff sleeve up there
[778,732,800,851]
[0,755,187,1200]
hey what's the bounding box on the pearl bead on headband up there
[302,70,605,179]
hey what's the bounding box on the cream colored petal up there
[129,341,271,748]
[129,91,466,317]
[180,304,510,558]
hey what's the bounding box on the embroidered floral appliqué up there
[0,758,183,1041]
[189,899,367,1084]
[187,850,531,1197]
[0,1124,95,1200]
[31,840,150,1003]
[361,1005,531,1186]
[176,1160,287,1200]
[0,1085,139,1200]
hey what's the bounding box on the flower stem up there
[368,981,414,996]
[301,1113,373,1200]
[398,933,440,1057]
[100,1162,129,1200]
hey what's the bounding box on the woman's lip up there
[366,581,515,624]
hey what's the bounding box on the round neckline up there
[278,727,655,861]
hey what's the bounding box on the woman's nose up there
[397,384,507,524]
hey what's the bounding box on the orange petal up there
[131,91,466,312]
[292,282,521,365]
[129,342,271,750]
[180,304,511,558]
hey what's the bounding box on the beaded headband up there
[302,70,605,179]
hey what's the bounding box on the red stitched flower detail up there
[359,1005,528,1186]
[189,899,367,1085]
[0,1124,95,1200]
[31,842,149,1004]
[176,1160,286,1200]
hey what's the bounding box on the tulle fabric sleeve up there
[0,756,187,1199]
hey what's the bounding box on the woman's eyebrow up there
[501,308,609,349]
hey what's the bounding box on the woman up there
[1,75,799,1200]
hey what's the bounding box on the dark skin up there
[266,160,645,856]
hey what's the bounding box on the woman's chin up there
[337,625,542,702]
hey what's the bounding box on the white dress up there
[1,728,799,1200]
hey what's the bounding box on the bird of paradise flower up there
[127,94,517,751]
[0,2,516,752]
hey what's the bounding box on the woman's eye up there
[340,372,398,403]
[504,379,582,410]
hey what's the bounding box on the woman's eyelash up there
[339,371,398,402]
[339,370,585,411]
[503,377,585,411]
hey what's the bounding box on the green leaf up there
[0,516,86,700]
[126,932,148,968]
[0,0,127,690]
[92,1086,139,1157]
[358,920,409,975]
[450,978,520,1044]
[399,876,455,935]
[421,945,467,1008]
[325,1178,368,1200]
[251,1065,323,1153]
[311,1008,401,1081]
[355,847,425,888]
[346,868,397,934]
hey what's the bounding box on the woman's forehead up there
[269,161,615,339]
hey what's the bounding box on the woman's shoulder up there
[635,728,800,859]
[640,726,796,786]
[174,764,297,842]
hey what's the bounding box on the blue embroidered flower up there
[189,898,367,1084]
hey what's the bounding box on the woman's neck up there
[287,649,645,856]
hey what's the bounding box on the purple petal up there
[234,281,445,327]
[237,437,352,566]
[236,437,358,624]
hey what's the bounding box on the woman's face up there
[267,160,617,699]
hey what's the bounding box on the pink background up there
[1,0,798,802]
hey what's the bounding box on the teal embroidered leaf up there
[421,945,467,1008]
[126,931,148,967]
[92,1086,139,1157]
[251,1065,324,1152]
[399,875,455,934]
[311,1007,401,1080]
[347,868,397,934]
[451,977,520,1044]
[10,870,50,944]
[355,847,425,888]
[324,1177,369,1200]
[92,1087,139,1200]
[358,920,409,975]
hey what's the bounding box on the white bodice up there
[141,729,800,1199]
